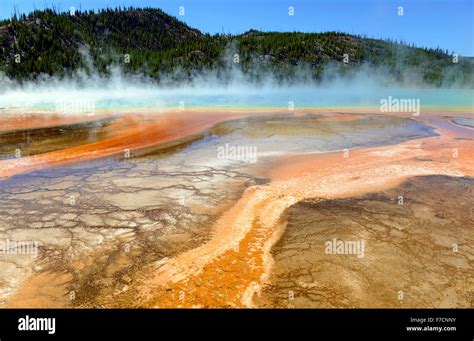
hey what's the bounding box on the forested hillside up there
[0,7,472,86]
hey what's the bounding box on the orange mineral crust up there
[2,110,473,308]
[0,109,366,179]
[127,112,473,307]
[0,112,113,132]
[0,110,279,179]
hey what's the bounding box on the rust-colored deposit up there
[0,110,260,179]
[2,110,473,308]
[130,112,474,307]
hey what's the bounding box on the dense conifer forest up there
[0,7,472,86]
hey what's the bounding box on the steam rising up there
[0,45,473,113]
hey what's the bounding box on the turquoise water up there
[0,86,472,112]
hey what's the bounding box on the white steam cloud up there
[0,44,472,114]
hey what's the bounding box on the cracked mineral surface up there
[254,175,474,308]
[0,109,472,308]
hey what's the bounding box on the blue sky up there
[1,0,473,56]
